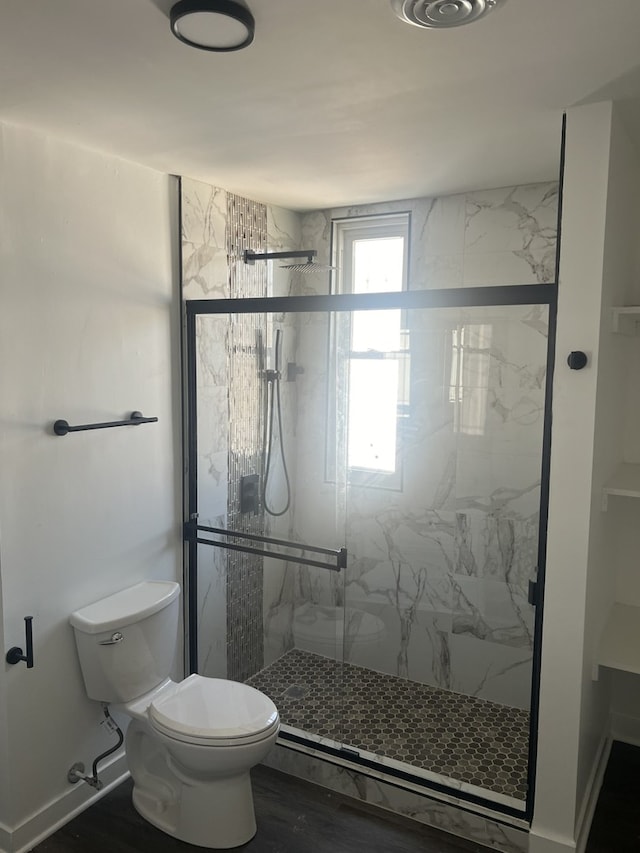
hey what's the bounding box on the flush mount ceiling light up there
[391,0,506,28]
[170,0,255,52]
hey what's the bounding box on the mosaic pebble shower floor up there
[246,648,529,801]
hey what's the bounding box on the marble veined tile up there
[263,556,296,668]
[197,540,227,679]
[267,204,302,250]
[197,384,229,453]
[300,210,332,297]
[463,183,558,286]
[267,203,302,298]
[265,743,529,851]
[181,178,228,299]
[196,315,228,387]
[413,193,466,257]
[448,632,532,709]
[454,508,539,593]
[465,183,558,255]
[346,495,455,556]
[455,449,542,517]
[412,253,464,290]
[197,453,227,527]
[462,247,555,287]
[411,194,465,290]
[451,575,534,650]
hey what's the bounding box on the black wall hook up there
[6,616,34,668]
[567,351,588,370]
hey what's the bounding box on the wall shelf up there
[602,463,640,510]
[597,602,640,677]
[612,306,640,334]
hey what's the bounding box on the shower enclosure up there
[185,283,555,820]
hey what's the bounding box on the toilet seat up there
[148,674,279,747]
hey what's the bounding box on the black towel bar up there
[53,411,158,436]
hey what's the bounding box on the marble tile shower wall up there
[261,206,303,667]
[225,193,268,682]
[302,183,558,289]
[183,178,230,678]
[183,178,557,711]
[183,178,270,681]
[285,183,557,710]
[263,747,528,853]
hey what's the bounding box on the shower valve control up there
[287,362,304,382]
[240,474,260,515]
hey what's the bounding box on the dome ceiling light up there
[391,0,507,29]
[170,0,255,52]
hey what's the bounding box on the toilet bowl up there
[70,581,279,849]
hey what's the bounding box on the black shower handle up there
[6,616,34,668]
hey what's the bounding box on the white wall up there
[608,107,640,746]
[577,103,640,821]
[530,101,613,853]
[530,100,640,853]
[0,572,10,849]
[0,123,181,851]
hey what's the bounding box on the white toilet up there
[70,580,279,849]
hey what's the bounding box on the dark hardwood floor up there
[31,742,640,853]
[585,741,640,853]
[32,765,490,853]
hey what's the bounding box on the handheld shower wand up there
[263,329,291,517]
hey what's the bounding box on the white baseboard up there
[528,830,577,853]
[610,711,640,747]
[530,730,611,853]
[1,751,128,853]
[0,821,11,853]
[574,731,612,853]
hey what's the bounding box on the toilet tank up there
[70,581,180,703]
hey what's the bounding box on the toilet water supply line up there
[68,704,124,790]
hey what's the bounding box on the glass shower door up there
[340,301,549,806]
[188,308,348,744]
[185,288,554,813]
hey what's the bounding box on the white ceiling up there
[1,0,640,210]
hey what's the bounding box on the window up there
[332,214,410,487]
[449,323,491,436]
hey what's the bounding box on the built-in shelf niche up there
[596,602,640,678]
[612,305,640,334]
[602,463,640,510]
[597,311,640,676]
[602,309,640,508]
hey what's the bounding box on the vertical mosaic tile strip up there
[247,649,530,801]
[226,193,268,682]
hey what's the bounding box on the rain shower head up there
[243,249,336,273]
[279,260,336,273]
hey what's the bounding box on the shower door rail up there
[186,521,347,572]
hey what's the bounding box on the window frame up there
[328,213,411,490]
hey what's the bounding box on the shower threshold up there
[246,649,529,815]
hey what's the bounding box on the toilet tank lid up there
[69,581,180,634]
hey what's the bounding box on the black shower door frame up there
[183,283,557,824]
